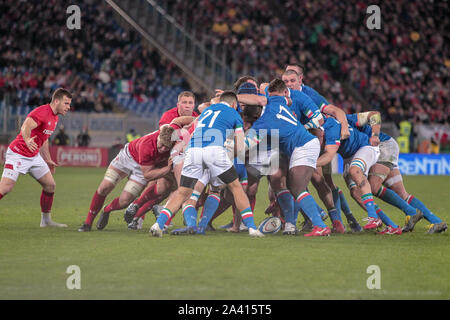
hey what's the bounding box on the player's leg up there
[79,165,127,231]
[151,147,202,237]
[0,176,16,201]
[34,170,67,228]
[96,179,146,230]
[268,164,296,234]
[197,184,223,234]
[311,168,345,233]
[288,139,330,236]
[322,164,360,232]
[385,169,445,233]
[171,178,206,235]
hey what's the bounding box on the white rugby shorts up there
[343,145,380,187]
[181,146,233,182]
[378,137,399,169]
[109,144,147,186]
[2,148,50,181]
[289,138,321,170]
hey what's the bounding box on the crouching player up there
[78,124,177,232]
[345,112,446,233]
[317,116,405,234]
[150,91,263,237]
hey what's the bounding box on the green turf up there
[0,167,448,299]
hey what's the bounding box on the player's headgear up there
[237,82,258,95]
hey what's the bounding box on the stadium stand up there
[0,0,191,116]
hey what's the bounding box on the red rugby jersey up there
[159,107,198,127]
[9,104,58,157]
[127,130,170,167]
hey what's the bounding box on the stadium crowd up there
[282,0,449,125]
[161,0,362,114]
[0,0,191,112]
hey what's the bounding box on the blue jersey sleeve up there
[302,85,329,109]
[323,118,342,146]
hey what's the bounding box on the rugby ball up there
[258,216,282,234]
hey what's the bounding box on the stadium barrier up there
[0,144,109,168]
[334,153,450,175]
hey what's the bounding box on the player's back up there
[323,117,370,158]
[190,103,242,148]
[252,96,315,156]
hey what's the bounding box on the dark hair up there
[233,75,258,92]
[242,105,263,123]
[286,64,304,75]
[52,88,72,101]
[219,91,238,105]
[268,79,287,93]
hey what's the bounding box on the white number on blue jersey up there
[276,105,297,126]
[197,110,222,128]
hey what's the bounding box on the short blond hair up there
[177,91,195,102]
[158,124,176,148]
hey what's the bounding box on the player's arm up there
[316,144,339,167]
[170,116,196,128]
[259,83,269,94]
[40,140,58,173]
[321,104,350,139]
[141,160,173,181]
[356,111,381,146]
[21,117,39,152]
[299,95,324,129]
[233,125,246,162]
[237,94,267,107]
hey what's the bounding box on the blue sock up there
[362,193,378,219]
[241,207,256,229]
[182,205,197,228]
[331,188,344,222]
[156,208,172,229]
[375,205,398,228]
[296,191,326,228]
[406,195,442,224]
[198,194,221,228]
[315,202,326,220]
[338,188,352,217]
[377,187,416,216]
[328,208,339,222]
[277,190,295,225]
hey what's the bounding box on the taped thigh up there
[104,168,122,185]
[123,180,145,198]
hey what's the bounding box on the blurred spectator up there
[53,125,70,146]
[126,128,141,142]
[77,126,91,147]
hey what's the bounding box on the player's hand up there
[340,127,350,140]
[215,89,224,97]
[25,136,38,152]
[46,160,59,174]
[369,136,380,146]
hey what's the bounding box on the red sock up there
[135,194,165,218]
[249,195,256,212]
[135,184,158,207]
[40,190,54,213]
[85,191,106,225]
[104,197,121,214]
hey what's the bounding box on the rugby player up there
[0,88,71,227]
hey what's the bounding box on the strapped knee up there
[104,168,122,186]
[123,180,145,198]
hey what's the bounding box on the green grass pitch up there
[0,167,448,299]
